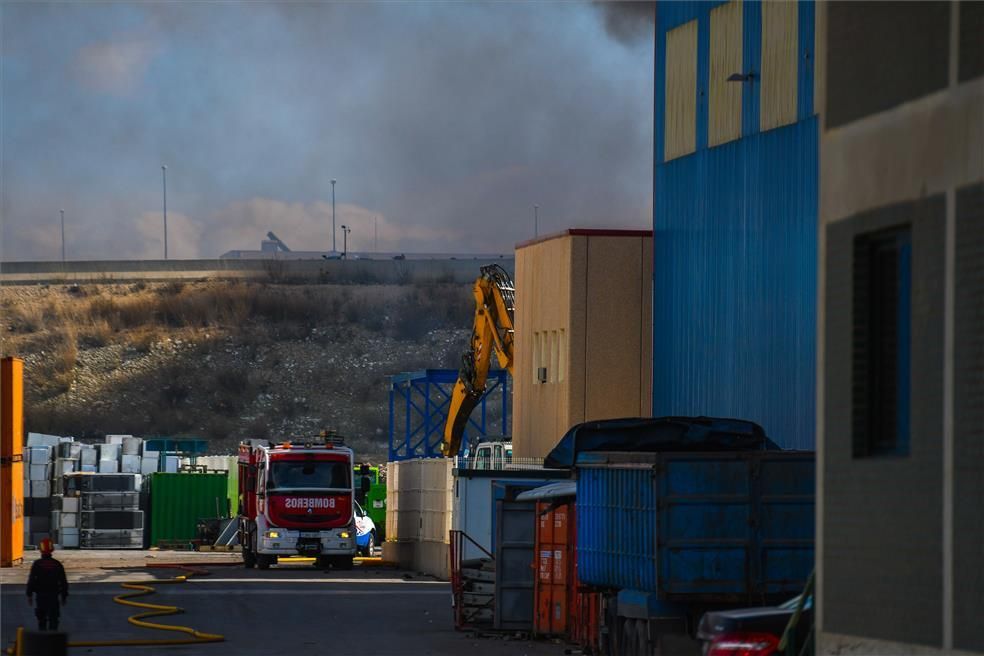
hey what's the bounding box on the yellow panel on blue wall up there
[709,1,743,147]
[664,20,698,161]
[761,1,798,131]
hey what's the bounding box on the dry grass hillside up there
[0,279,474,459]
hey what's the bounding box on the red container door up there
[534,500,572,636]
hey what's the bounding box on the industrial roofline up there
[515,228,653,250]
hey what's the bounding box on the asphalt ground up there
[1,553,565,656]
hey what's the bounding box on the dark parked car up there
[696,595,813,656]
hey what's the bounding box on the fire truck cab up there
[238,435,364,570]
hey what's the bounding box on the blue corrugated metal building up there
[652,0,817,450]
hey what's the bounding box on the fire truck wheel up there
[257,554,274,570]
[316,556,332,569]
[243,550,256,569]
[333,556,353,570]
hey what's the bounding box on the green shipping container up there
[148,472,230,546]
[226,460,239,517]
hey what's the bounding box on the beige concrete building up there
[512,229,653,459]
[816,2,983,654]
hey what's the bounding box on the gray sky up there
[1,2,653,261]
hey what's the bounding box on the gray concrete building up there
[816,2,983,654]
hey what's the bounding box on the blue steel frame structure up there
[388,369,509,461]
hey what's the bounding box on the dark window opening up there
[853,226,912,457]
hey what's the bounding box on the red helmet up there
[39,538,54,555]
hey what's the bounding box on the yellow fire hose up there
[6,564,225,654]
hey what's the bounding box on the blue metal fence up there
[387,368,509,461]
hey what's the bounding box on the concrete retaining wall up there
[0,257,514,286]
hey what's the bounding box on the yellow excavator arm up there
[440,265,515,457]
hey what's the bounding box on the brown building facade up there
[512,229,652,459]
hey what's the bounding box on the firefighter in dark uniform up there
[26,538,69,631]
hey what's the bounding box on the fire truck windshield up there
[268,461,351,490]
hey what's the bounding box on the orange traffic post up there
[1,356,25,567]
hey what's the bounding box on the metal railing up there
[449,529,495,630]
[452,456,545,472]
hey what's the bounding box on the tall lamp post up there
[331,179,337,253]
[60,209,66,262]
[161,165,168,260]
[340,224,351,259]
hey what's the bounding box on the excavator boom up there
[440,265,515,457]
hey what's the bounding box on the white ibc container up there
[27,433,61,448]
[29,463,51,481]
[121,455,141,473]
[105,435,129,445]
[59,527,80,548]
[121,437,142,456]
[165,456,179,473]
[26,446,52,464]
[30,480,51,498]
[54,458,77,477]
[80,447,98,466]
[60,496,80,513]
[98,460,119,473]
[98,444,121,461]
[81,464,97,473]
[60,512,78,529]
[141,457,158,475]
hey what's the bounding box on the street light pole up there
[331,179,337,253]
[161,165,168,260]
[534,204,539,238]
[341,224,350,259]
[60,209,66,262]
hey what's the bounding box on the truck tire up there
[316,556,332,569]
[243,550,256,569]
[257,554,274,570]
[333,556,353,571]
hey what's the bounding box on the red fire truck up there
[238,435,365,569]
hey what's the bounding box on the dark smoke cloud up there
[1,2,653,260]
[596,1,656,46]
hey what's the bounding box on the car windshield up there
[268,461,350,490]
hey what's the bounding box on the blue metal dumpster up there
[576,450,815,601]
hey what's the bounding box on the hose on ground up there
[6,564,224,654]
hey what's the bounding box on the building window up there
[852,226,912,457]
[532,329,566,385]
